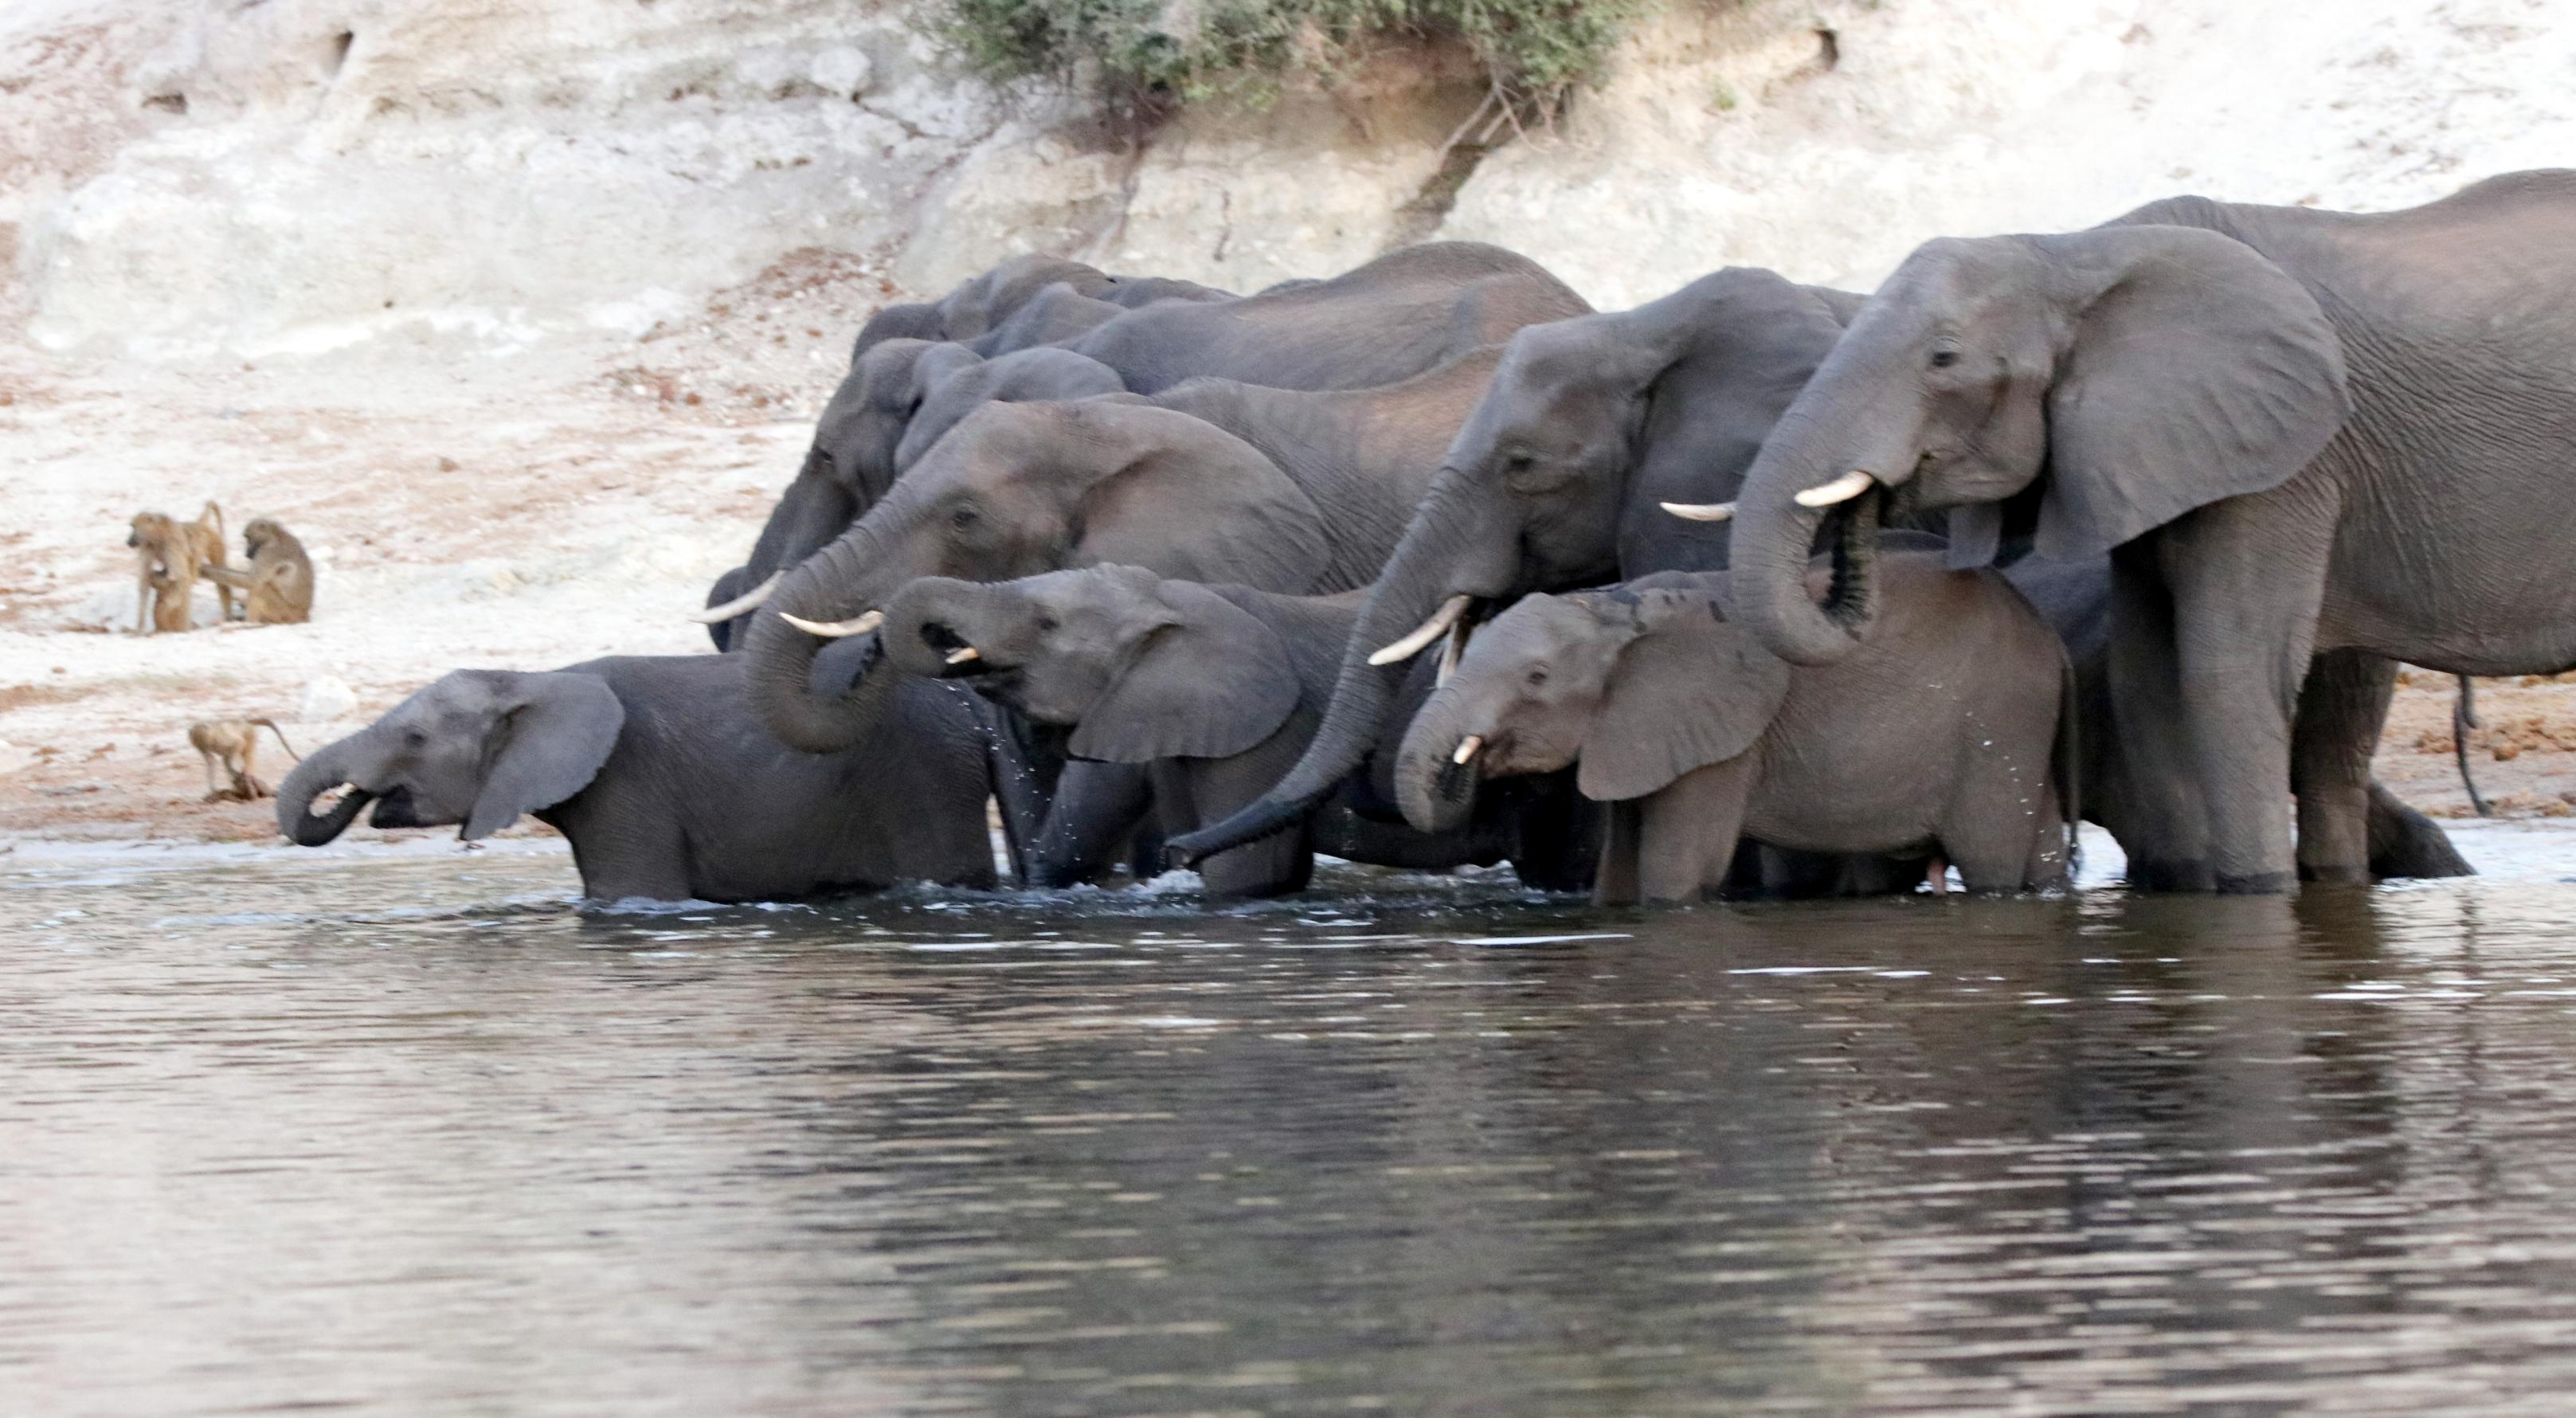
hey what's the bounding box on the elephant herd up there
[282,169,2576,906]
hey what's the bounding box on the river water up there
[8,825,2576,1416]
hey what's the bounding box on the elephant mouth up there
[1814,484,1884,633]
[367,785,433,829]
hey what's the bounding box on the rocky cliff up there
[10,0,2573,358]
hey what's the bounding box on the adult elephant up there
[1713,170,2576,892]
[274,646,996,903]
[742,387,1468,755]
[1170,267,2474,884]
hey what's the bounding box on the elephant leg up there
[1592,800,1644,907]
[2106,543,2213,891]
[1026,760,1156,887]
[2161,505,2331,895]
[1636,758,1754,904]
[2366,781,2474,878]
[1179,756,1312,898]
[1505,774,1603,894]
[1940,758,2065,895]
[2291,648,2397,884]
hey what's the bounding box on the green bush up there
[924,0,1650,129]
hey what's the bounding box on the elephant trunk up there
[746,517,908,753]
[1167,475,1519,864]
[880,578,1003,678]
[1725,419,1897,668]
[274,743,374,846]
[1393,682,1483,835]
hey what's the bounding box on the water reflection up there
[5,828,2576,1414]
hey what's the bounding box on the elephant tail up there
[2052,648,2082,884]
[2453,674,2492,817]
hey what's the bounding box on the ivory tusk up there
[781,609,884,639]
[1451,734,1484,766]
[1367,594,1471,667]
[687,570,781,623]
[945,645,981,665]
[1794,469,1876,508]
[1436,617,1469,685]
[1659,499,1735,523]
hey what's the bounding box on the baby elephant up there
[879,565,1594,896]
[274,650,996,903]
[1398,551,2075,905]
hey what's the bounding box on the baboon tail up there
[250,716,301,762]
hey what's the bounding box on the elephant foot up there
[2365,787,2476,879]
[2214,869,2296,896]
[2126,857,2216,893]
[2296,862,2372,887]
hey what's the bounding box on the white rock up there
[299,676,358,723]
[810,45,873,99]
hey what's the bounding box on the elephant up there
[848,253,1118,362]
[879,566,1599,896]
[273,648,996,903]
[699,339,1127,649]
[742,370,1499,755]
[1713,169,2576,893]
[1396,553,2075,904]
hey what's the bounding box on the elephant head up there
[895,348,1127,471]
[934,254,1113,339]
[745,400,1331,752]
[275,670,626,846]
[881,566,1302,763]
[1395,584,1789,832]
[1719,226,2351,667]
[1167,267,1846,862]
[699,338,988,644]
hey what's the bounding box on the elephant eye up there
[1036,615,1059,633]
[1525,667,1550,689]
[949,504,980,530]
[1928,343,1962,370]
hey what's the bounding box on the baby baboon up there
[200,517,315,625]
[127,501,233,633]
[188,718,299,801]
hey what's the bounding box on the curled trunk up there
[1393,684,1482,834]
[1725,440,1885,667]
[746,519,906,753]
[274,746,373,846]
[879,578,999,679]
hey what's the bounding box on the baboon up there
[200,517,315,625]
[188,718,299,801]
[127,502,233,633]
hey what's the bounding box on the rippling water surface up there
[9,825,2576,1416]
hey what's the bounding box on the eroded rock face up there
[15,0,1008,356]
[10,0,2575,358]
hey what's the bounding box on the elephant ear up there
[1578,595,1790,803]
[2033,225,2350,560]
[1073,405,1333,593]
[464,672,627,840]
[1069,581,1302,764]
